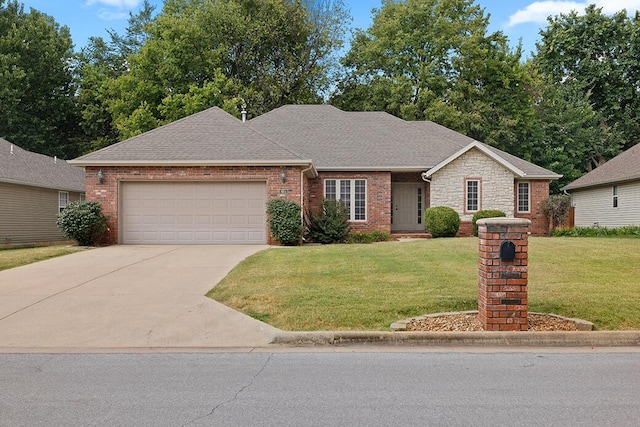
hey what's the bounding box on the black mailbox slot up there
[500,241,516,261]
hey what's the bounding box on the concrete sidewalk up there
[0,245,278,350]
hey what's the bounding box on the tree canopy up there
[0,0,80,158]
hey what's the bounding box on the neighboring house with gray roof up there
[0,138,85,246]
[564,143,640,228]
[70,105,560,245]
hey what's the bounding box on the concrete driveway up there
[0,245,279,350]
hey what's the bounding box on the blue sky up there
[17,0,640,58]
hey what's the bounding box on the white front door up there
[391,183,425,232]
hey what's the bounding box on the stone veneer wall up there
[430,148,515,222]
[85,165,304,245]
[307,171,392,233]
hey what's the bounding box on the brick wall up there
[307,171,392,233]
[85,165,304,244]
[514,180,550,236]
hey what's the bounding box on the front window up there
[79,193,86,202]
[465,179,480,212]
[613,185,618,208]
[325,179,367,221]
[58,191,69,213]
[517,182,530,213]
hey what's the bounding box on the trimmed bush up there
[56,201,108,246]
[305,199,351,244]
[424,206,460,238]
[472,209,506,236]
[266,199,303,246]
[346,231,390,244]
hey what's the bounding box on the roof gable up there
[424,141,562,179]
[0,139,85,192]
[71,107,309,166]
[564,143,640,190]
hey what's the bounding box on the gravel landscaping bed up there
[400,312,590,332]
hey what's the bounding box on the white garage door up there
[121,182,267,244]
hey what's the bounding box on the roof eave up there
[0,178,85,193]
[316,166,433,172]
[68,159,315,167]
[564,175,640,191]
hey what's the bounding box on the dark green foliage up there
[0,0,81,158]
[56,201,108,246]
[424,206,460,238]
[552,226,640,238]
[541,194,572,231]
[346,231,390,244]
[471,210,506,236]
[305,199,351,244]
[266,199,303,246]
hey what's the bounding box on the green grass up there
[0,245,84,272]
[207,237,640,331]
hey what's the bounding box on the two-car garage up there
[120,181,267,244]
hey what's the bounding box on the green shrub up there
[471,209,506,236]
[424,206,460,238]
[56,201,108,246]
[305,199,351,244]
[552,226,640,238]
[346,231,390,244]
[266,199,303,246]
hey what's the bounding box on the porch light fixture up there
[280,169,287,184]
[97,170,104,185]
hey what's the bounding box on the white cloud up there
[96,9,130,20]
[86,0,140,9]
[506,1,640,27]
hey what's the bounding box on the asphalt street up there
[1,351,639,426]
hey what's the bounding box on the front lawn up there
[0,245,84,272]
[207,238,640,331]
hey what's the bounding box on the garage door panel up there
[122,182,267,244]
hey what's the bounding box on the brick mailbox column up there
[477,218,531,331]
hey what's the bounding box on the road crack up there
[181,353,274,426]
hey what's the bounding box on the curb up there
[271,331,640,347]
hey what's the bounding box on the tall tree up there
[331,0,534,155]
[100,0,349,140]
[0,0,80,158]
[76,0,156,151]
[534,4,639,164]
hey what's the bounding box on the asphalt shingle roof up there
[564,143,640,190]
[72,107,307,164]
[0,138,85,192]
[247,105,466,170]
[71,104,561,179]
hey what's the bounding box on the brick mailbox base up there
[477,218,531,331]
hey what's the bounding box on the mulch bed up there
[406,313,578,332]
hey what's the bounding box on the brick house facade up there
[72,105,561,245]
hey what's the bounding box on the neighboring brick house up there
[0,138,85,247]
[70,105,560,245]
[564,143,640,228]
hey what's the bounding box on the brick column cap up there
[477,218,531,227]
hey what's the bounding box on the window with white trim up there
[613,185,618,208]
[324,179,367,221]
[465,179,480,212]
[79,193,86,202]
[517,182,530,213]
[58,191,69,213]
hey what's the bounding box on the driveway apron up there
[0,245,277,349]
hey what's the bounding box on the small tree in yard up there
[56,201,108,246]
[266,199,303,246]
[305,199,351,244]
[541,194,572,232]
